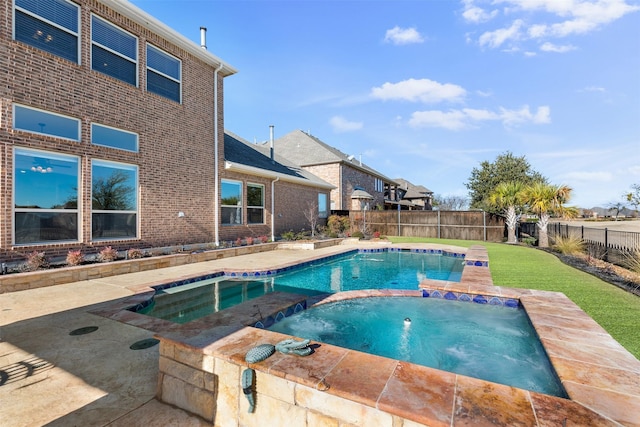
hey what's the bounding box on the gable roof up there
[224,131,334,189]
[270,130,397,184]
[394,178,433,199]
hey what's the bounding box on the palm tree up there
[488,181,524,244]
[523,182,573,248]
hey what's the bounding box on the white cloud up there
[540,42,576,52]
[629,165,640,175]
[581,86,607,93]
[370,78,466,104]
[468,0,640,51]
[329,116,363,133]
[461,0,499,23]
[478,19,524,48]
[408,105,550,130]
[384,26,424,45]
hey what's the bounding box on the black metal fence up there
[546,223,640,264]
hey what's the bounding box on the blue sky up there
[131,0,640,209]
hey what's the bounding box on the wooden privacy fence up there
[350,210,505,242]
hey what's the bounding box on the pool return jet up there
[242,338,312,413]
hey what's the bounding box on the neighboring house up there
[270,130,399,211]
[1,0,237,260]
[393,178,434,210]
[222,131,334,240]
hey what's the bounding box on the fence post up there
[581,226,584,240]
[604,228,608,262]
[397,203,400,236]
[437,210,441,239]
[483,210,487,241]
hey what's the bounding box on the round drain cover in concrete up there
[130,338,160,350]
[69,326,99,336]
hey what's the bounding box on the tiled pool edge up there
[148,244,640,426]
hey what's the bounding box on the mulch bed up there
[554,252,640,296]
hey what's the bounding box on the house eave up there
[99,0,237,76]
[224,161,335,190]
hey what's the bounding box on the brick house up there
[393,178,434,210]
[0,0,242,261]
[271,130,400,212]
[222,131,333,241]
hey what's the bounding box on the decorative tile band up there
[422,288,519,308]
[253,301,307,329]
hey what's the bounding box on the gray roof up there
[394,178,433,199]
[224,131,333,188]
[269,130,397,184]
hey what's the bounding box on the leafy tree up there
[626,183,640,214]
[522,182,573,248]
[465,151,547,213]
[488,181,524,244]
[92,171,135,210]
[432,194,468,210]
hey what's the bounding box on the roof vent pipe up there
[200,27,207,49]
[269,125,275,164]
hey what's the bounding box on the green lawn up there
[390,237,640,359]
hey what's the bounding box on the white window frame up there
[91,123,139,152]
[246,183,265,224]
[146,43,182,103]
[13,104,80,141]
[90,14,138,86]
[13,147,80,245]
[221,179,243,225]
[14,0,81,64]
[91,159,139,241]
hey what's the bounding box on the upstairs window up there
[375,178,384,192]
[147,44,181,103]
[13,104,80,141]
[91,15,137,86]
[247,184,264,224]
[14,0,80,63]
[91,123,138,152]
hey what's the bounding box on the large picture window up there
[221,180,242,225]
[247,184,264,224]
[13,104,80,141]
[91,123,138,152]
[91,15,137,86]
[14,0,80,63]
[91,160,138,240]
[147,44,181,103]
[14,148,79,244]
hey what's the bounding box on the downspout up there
[213,61,223,246]
[271,177,279,242]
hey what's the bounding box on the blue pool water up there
[133,250,463,323]
[269,296,566,397]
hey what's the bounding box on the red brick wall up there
[0,0,227,260]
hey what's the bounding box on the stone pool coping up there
[93,244,640,426]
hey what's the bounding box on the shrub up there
[551,235,585,255]
[245,236,254,245]
[26,251,48,271]
[127,248,144,259]
[98,246,118,263]
[259,235,269,244]
[66,250,84,266]
[373,231,381,239]
[281,230,295,241]
[621,248,640,274]
[351,231,364,239]
[328,215,350,236]
[521,237,537,246]
[235,237,243,246]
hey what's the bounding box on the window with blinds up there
[147,44,181,103]
[91,15,137,86]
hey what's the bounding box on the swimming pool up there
[130,249,464,323]
[269,296,566,397]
